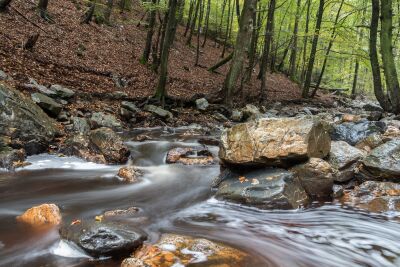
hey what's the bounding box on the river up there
[1,127,400,267]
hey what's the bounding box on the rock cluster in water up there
[215,114,400,213]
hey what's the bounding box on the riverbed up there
[1,127,400,267]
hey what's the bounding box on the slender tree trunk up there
[258,0,276,79]
[38,0,49,19]
[187,0,200,45]
[184,0,195,36]
[300,0,311,84]
[154,0,180,103]
[289,0,301,79]
[351,0,366,99]
[152,14,163,71]
[370,0,390,111]
[302,0,324,98]
[104,0,114,25]
[235,0,240,23]
[311,0,344,97]
[195,0,204,65]
[221,0,233,58]
[244,0,260,82]
[82,0,96,24]
[141,0,157,64]
[0,0,12,11]
[222,0,257,106]
[216,0,228,47]
[201,0,211,47]
[208,52,233,72]
[380,0,400,113]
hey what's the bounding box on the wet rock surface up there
[0,83,59,155]
[89,127,130,164]
[290,158,335,198]
[60,221,146,258]
[359,139,400,181]
[118,166,142,183]
[341,181,400,213]
[166,147,216,165]
[121,234,248,267]
[331,121,386,146]
[60,127,130,164]
[219,117,331,168]
[215,168,309,209]
[17,204,62,226]
[328,141,365,182]
[0,148,26,170]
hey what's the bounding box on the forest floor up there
[0,0,305,101]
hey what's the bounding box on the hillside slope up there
[0,0,302,103]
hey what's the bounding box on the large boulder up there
[121,234,248,267]
[328,141,365,182]
[219,117,331,168]
[31,93,63,117]
[17,204,62,226]
[215,168,309,209]
[290,158,335,198]
[89,127,130,164]
[331,121,386,146]
[359,140,400,181]
[60,222,146,258]
[341,181,400,213]
[0,83,58,155]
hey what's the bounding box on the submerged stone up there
[215,168,309,209]
[17,204,62,226]
[121,234,248,267]
[60,222,146,258]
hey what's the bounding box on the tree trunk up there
[208,52,233,72]
[370,0,390,111]
[104,0,114,25]
[221,0,233,58]
[311,0,344,97]
[154,0,180,103]
[82,0,96,24]
[302,0,324,98]
[244,0,260,82]
[38,0,49,20]
[195,0,204,65]
[380,0,400,113]
[141,0,157,64]
[201,0,211,47]
[184,0,195,36]
[0,0,12,11]
[258,0,275,79]
[222,0,257,106]
[289,0,301,79]
[186,0,200,45]
[300,0,311,84]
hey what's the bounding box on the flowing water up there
[1,127,400,267]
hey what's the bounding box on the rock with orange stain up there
[340,181,400,213]
[118,166,142,183]
[342,114,361,123]
[17,204,62,226]
[219,117,331,168]
[121,234,249,267]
